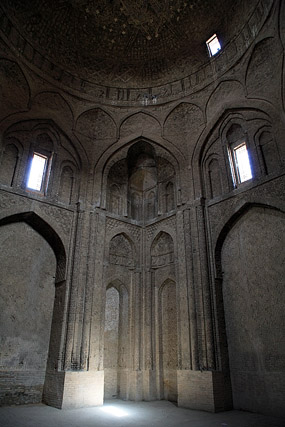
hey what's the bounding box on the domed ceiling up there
[1,0,259,88]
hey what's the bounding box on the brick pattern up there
[0,371,46,406]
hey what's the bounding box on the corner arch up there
[92,129,187,208]
[96,136,181,211]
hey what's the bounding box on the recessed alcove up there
[107,141,176,225]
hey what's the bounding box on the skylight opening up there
[233,143,252,183]
[27,153,48,191]
[206,34,221,57]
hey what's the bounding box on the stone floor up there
[0,400,284,427]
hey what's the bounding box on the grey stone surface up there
[0,400,284,427]
[0,223,56,405]
[222,207,285,417]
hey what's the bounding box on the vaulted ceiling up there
[1,0,259,87]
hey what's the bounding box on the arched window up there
[26,133,54,194]
[226,124,252,186]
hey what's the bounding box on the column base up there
[43,370,104,409]
[177,370,232,412]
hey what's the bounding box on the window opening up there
[206,34,221,57]
[228,142,252,186]
[233,143,252,183]
[27,152,48,192]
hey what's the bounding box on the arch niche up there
[104,280,129,400]
[151,232,178,402]
[0,212,66,406]
[106,140,177,223]
[158,279,178,402]
[217,204,285,417]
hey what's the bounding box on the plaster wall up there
[221,207,285,417]
[0,222,56,405]
[104,287,120,399]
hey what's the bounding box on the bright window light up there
[101,406,129,418]
[27,153,47,191]
[233,143,252,183]
[206,34,221,57]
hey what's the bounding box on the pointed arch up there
[151,231,174,268]
[104,278,130,400]
[215,202,284,278]
[120,112,161,139]
[215,202,285,415]
[76,108,117,140]
[109,232,135,268]
[93,134,184,209]
[158,278,178,402]
[0,211,66,283]
[163,102,205,147]
[206,80,245,121]
[191,102,276,199]
[31,91,74,127]
[0,58,30,121]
